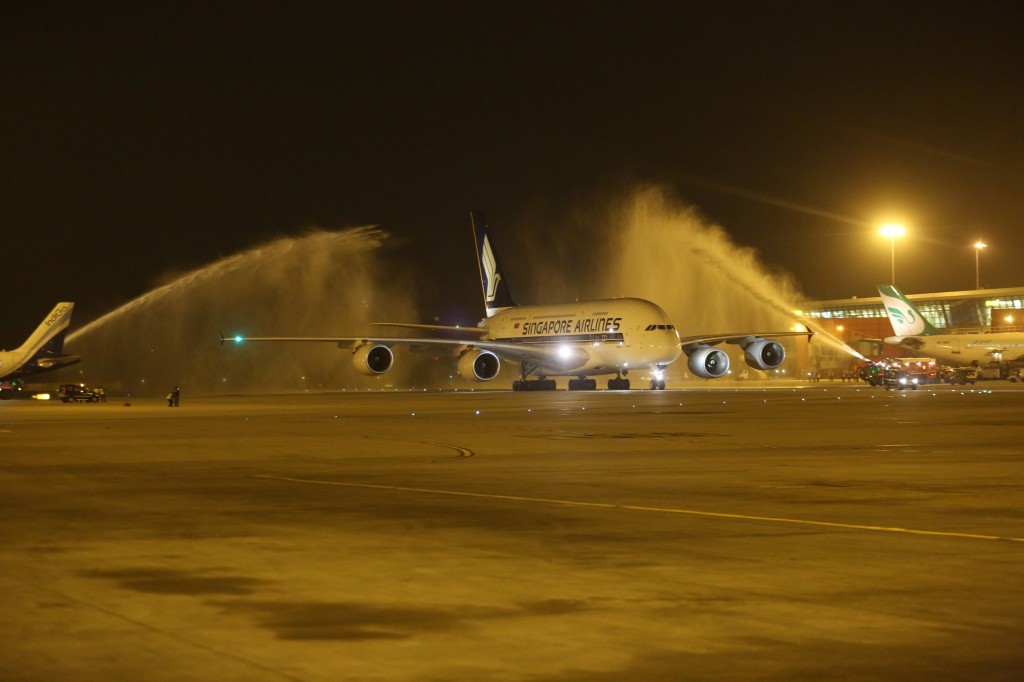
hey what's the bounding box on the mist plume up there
[66,227,419,395]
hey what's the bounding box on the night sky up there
[3,1,1023,347]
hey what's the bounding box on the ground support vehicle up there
[883,371,919,391]
[946,368,978,386]
[56,384,101,403]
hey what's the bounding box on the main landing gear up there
[511,368,653,391]
[512,365,557,391]
[512,378,557,391]
[608,372,630,390]
[568,377,598,391]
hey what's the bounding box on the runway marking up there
[416,440,475,461]
[365,437,475,461]
[255,476,1024,543]
[520,431,719,440]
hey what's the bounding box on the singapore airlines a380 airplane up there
[225,212,805,390]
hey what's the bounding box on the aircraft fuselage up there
[483,297,681,375]
[885,331,1024,367]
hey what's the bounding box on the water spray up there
[525,183,868,367]
[65,226,420,395]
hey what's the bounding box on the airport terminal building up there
[796,286,1024,376]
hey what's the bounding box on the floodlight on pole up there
[879,224,905,286]
[974,240,987,290]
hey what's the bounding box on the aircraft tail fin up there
[0,303,80,379]
[38,323,71,355]
[16,303,75,356]
[470,211,516,317]
[877,285,941,336]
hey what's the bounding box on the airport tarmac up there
[1,383,1023,681]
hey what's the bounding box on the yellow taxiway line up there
[256,474,1024,543]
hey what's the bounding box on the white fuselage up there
[0,349,26,379]
[885,331,1024,367]
[483,297,681,375]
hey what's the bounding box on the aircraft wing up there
[222,335,472,351]
[32,355,82,370]
[5,353,82,380]
[980,345,1024,363]
[472,339,590,370]
[678,330,812,350]
[222,334,590,370]
[369,322,489,335]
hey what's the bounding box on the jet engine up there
[458,350,501,381]
[687,345,730,378]
[742,338,785,370]
[352,343,394,375]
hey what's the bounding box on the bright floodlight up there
[974,241,988,289]
[880,224,906,285]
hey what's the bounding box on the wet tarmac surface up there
[2,384,1023,680]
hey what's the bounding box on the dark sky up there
[3,1,1023,345]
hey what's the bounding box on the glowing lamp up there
[974,241,987,289]
[879,224,906,285]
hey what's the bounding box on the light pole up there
[974,241,987,289]
[879,224,905,286]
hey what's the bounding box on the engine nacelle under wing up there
[742,338,785,370]
[352,343,394,375]
[458,350,501,381]
[687,345,730,378]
